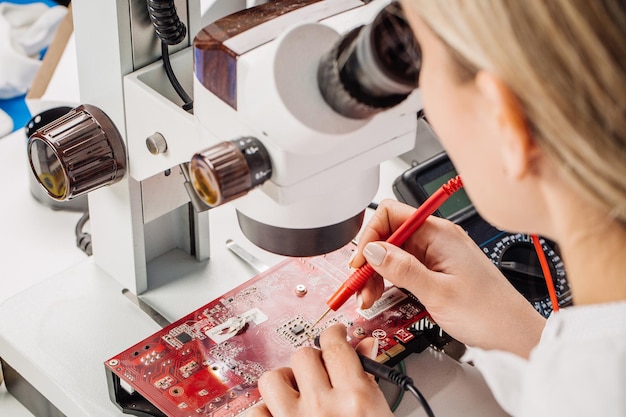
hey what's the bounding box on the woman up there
[248,1,626,416]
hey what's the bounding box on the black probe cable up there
[314,336,435,417]
[358,352,435,417]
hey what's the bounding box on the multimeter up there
[393,151,572,317]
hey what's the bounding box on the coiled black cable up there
[147,0,186,45]
[146,0,193,110]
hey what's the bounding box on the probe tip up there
[311,307,331,330]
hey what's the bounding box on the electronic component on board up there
[175,333,192,345]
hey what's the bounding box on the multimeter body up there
[393,151,572,317]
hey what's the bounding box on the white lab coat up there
[463,301,626,417]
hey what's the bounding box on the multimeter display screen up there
[422,171,472,219]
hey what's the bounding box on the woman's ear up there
[474,71,540,180]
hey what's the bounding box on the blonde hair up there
[408,0,626,223]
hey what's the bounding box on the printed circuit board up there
[105,244,437,417]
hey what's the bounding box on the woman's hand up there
[246,324,394,417]
[353,199,545,358]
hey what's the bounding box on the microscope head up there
[191,0,421,256]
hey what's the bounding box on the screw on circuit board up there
[353,327,366,338]
[108,359,119,366]
[294,284,308,297]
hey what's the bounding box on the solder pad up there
[104,243,433,417]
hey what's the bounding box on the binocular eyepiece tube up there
[318,2,421,119]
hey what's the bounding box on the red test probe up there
[311,175,464,328]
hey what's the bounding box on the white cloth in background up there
[463,302,626,417]
[0,2,67,99]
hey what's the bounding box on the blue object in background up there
[0,94,31,134]
[0,0,64,134]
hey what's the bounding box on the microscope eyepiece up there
[318,1,421,119]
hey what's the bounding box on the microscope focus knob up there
[190,137,272,207]
[27,104,127,201]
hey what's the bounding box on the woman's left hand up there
[246,324,394,417]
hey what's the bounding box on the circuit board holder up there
[105,244,447,417]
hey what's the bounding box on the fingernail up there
[363,242,386,266]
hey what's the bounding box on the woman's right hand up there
[352,199,545,358]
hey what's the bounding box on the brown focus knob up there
[190,137,271,207]
[27,104,126,201]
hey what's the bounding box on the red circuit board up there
[105,244,431,417]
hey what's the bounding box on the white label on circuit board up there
[357,287,408,320]
[205,308,268,344]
